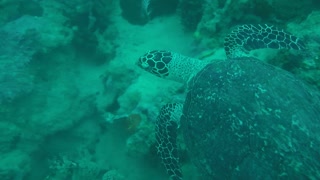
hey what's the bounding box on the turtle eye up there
[137,56,149,69]
[137,50,172,78]
[141,61,149,68]
[137,56,156,70]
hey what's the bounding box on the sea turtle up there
[136,24,320,179]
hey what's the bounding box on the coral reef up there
[120,0,179,25]
[45,154,110,180]
[182,0,320,90]
[0,0,119,179]
[0,0,319,179]
[280,11,320,89]
[0,150,31,180]
[0,15,40,103]
[179,0,205,31]
[191,0,319,46]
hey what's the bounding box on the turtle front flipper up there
[224,24,306,58]
[155,103,183,180]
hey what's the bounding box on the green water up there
[0,0,319,179]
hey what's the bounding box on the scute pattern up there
[155,103,183,180]
[137,50,173,77]
[224,24,306,58]
[182,58,320,179]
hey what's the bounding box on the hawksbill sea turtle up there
[136,24,320,179]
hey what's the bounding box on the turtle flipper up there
[224,24,306,58]
[155,103,183,180]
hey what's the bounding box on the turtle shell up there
[181,57,320,179]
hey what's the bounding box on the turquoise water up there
[0,0,319,179]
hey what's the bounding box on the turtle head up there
[137,50,173,78]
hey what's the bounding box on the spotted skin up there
[224,24,306,58]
